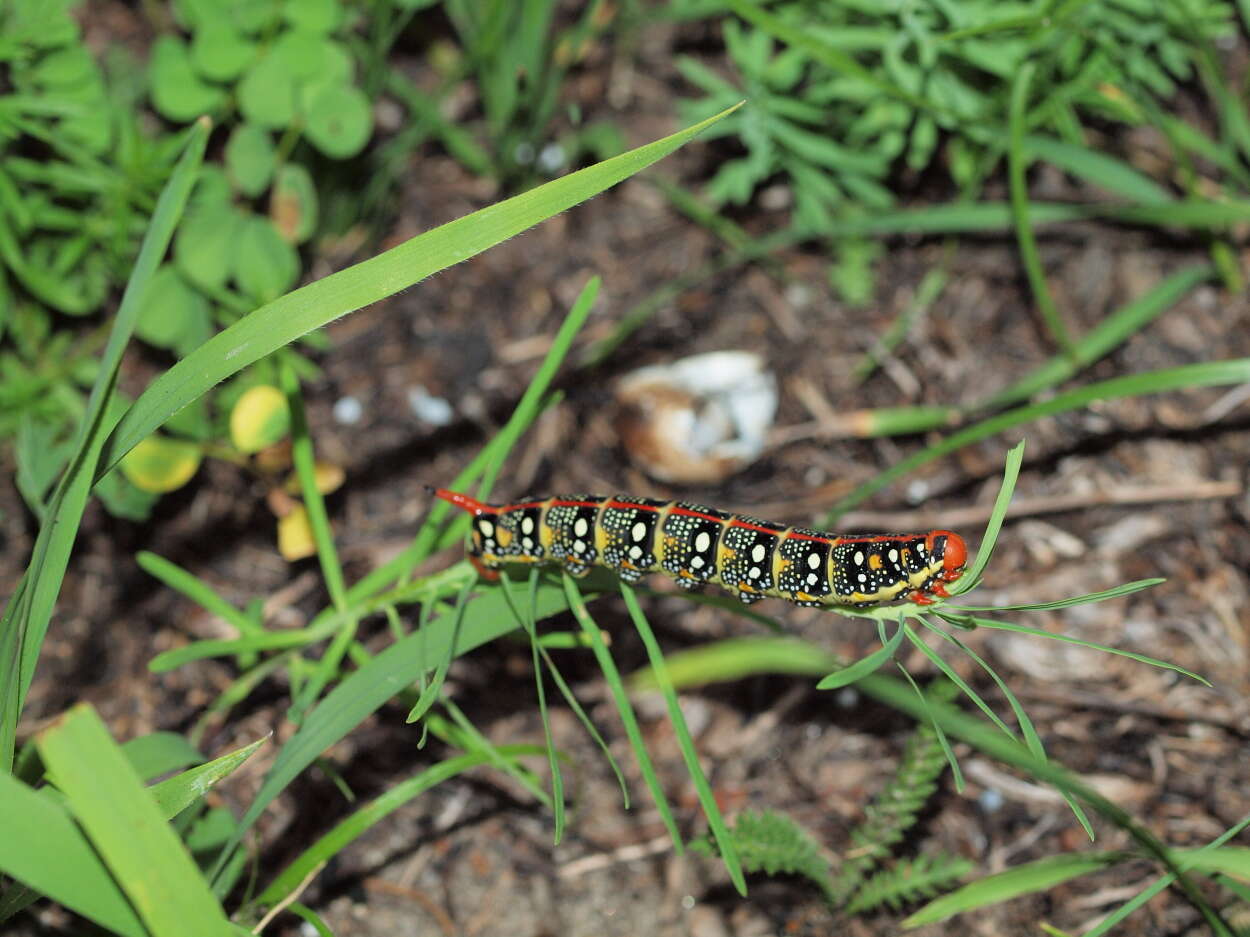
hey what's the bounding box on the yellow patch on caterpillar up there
[494,527,514,548]
[868,554,884,570]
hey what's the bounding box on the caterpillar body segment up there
[430,488,967,609]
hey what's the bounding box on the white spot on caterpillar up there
[629,545,643,560]
[806,572,818,586]
[574,540,586,553]
[858,573,867,583]
[694,531,711,553]
[752,544,767,563]
[888,548,899,563]
[631,521,647,541]
[691,556,705,569]
[854,550,864,566]
[522,537,534,550]
[521,516,535,535]
[917,543,926,555]
[749,566,761,579]
[808,552,820,569]
[479,519,494,537]
[573,517,589,537]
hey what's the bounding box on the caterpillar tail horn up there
[428,486,489,516]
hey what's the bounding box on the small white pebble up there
[978,788,1004,813]
[407,386,454,426]
[537,142,566,174]
[333,395,362,425]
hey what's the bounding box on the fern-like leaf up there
[690,808,836,903]
[845,852,974,914]
[830,679,958,904]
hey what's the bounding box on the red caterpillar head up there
[925,529,968,584]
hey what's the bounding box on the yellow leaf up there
[277,504,316,561]
[230,384,290,453]
[285,461,345,496]
[119,436,202,493]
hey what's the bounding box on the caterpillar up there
[430,488,968,609]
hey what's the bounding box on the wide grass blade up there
[97,108,740,477]
[0,771,147,935]
[37,704,231,936]
[0,120,209,771]
[620,583,746,896]
[902,852,1127,926]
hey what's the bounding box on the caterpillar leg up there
[736,588,764,605]
[470,554,501,582]
[563,559,593,578]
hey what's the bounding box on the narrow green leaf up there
[563,575,683,851]
[620,584,745,895]
[939,614,1209,685]
[816,619,904,690]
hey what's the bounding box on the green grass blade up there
[136,552,258,635]
[441,698,551,807]
[0,772,147,935]
[894,663,963,792]
[1008,62,1074,358]
[404,579,474,725]
[37,704,231,936]
[562,574,683,850]
[902,852,1127,926]
[121,732,203,782]
[629,636,841,691]
[282,360,358,721]
[500,569,565,842]
[937,614,1209,685]
[285,903,336,937]
[902,624,1014,739]
[978,265,1214,410]
[97,108,740,477]
[337,275,599,609]
[815,618,904,690]
[1022,136,1173,205]
[951,440,1024,595]
[0,120,209,772]
[947,578,1164,612]
[827,359,1250,519]
[149,736,267,818]
[620,584,745,895]
[924,620,1092,837]
[215,568,586,876]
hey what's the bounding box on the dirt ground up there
[6,8,1250,937]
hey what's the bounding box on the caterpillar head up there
[925,529,968,584]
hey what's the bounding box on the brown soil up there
[6,7,1250,937]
